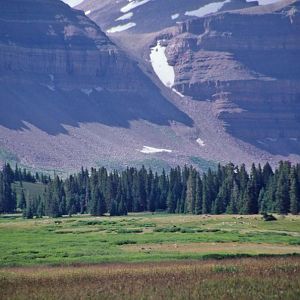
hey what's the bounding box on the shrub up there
[262,213,277,221]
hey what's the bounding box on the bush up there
[154,226,181,233]
[114,240,137,245]
[262,213,277,221]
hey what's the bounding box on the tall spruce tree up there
[290,168,300,214]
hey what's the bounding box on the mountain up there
[0,0,299,172]
[76,0,258,34]
[78,0,300,163]
[167,0,300,156]
[0,0,192,171]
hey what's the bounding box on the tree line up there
[0,161,299,218]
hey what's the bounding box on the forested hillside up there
[0,162,299,218]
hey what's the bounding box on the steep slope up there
[1,0,299,172]
[0,0,195,171]
[166,0,300,155]
[80,0,300,163]
[77,0,257,34]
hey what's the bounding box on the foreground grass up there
[1,257,300,299]
[0,213,300,267]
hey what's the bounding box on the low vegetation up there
[0,214,300,267]
[1,257,300,299]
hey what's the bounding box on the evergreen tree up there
[18,189,27,210]
[110,199,118,216]
[186,168,196,213]
[276,171,290,214]
[290,168,300,214]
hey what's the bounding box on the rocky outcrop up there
[0,0,140,90]
[166,0,300,154]
[77,0,256,34]
[0,0,193,170]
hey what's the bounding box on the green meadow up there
[1,213,300,267]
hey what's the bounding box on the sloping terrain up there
[0,0,194,171]
[76,0,257,34]
[166,0,300,155]
[79,0,300,165]
[0,0,299,172]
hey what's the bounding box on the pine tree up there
[276,171,290,214]
[290,169,300,214]
[110,199,118,216]
[186,169,196,213]
[195,175,202,214]
[18,189,27,210]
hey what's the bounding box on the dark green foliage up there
[262,213,277,221]
[1,161,300,217]
[290,168,300,214]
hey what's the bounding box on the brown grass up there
[122,242,300,255]
[1,257,300,299]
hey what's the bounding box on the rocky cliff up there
[166,0,300,154]
[0,0,140,90]
[0,0,194,170]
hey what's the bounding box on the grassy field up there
[0,213,300,267]
[1,214,300,299]
[1,257,300,299]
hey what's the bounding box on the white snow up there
[95,86,103,92]
[196,138,206,147]
[171,13,180,20]
[266,137,277,142]
[247,0,280,5]
[185,0,230,18]
[46,85,55,92]
[85,10,91,15]
[139,146,173,154]
[150,41,175,88]
[172,88,184,98]
[62,0,84,7]
[116,12,133,21]
[121,0,151,13]
[289,138,298,141]
[107,22,136,33]
[81,88,93,96]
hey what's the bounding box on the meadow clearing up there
[0,213,300,299]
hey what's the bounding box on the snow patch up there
[81,88,93,96]
[150,41,175,88]
[172,88,184,98]
[171,13,180,20]
[247,0,280,5]
[139,146,173,154]
[95,86,103,92]
[107,22,136,33]
[85,10,91,15]
[121,0,151,13]
[289,137,298,141]
[266,137,277,142]
[62,0,84,7]
[46,85,55,92]
[116,12,133,21]
[185,0,230,18]
[196,138,205,147]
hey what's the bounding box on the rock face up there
[166,0,300,154]
[1,0,140,90]
[0,0,194,170]
[77,0,256,34]
[0,0,299,171]
[0,0,191,131]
